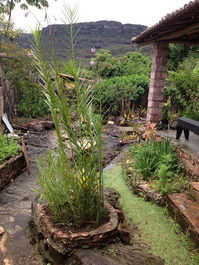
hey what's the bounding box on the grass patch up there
[0,135,20,164]
[104,165,199,265]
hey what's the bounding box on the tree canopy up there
[0,0,49,16]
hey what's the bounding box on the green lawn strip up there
[104,165,199,265]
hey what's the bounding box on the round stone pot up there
[31,198,119,256]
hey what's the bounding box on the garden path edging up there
[0,152,27,190]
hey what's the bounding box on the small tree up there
[33,5,104,226]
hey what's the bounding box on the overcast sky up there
[12,0,191,32]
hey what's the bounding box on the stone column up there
[147,41,169,125]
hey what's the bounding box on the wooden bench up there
[176,117,199,140]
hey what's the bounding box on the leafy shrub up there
[2,42,49,118]
[17,87,49,118]
[92,74,149,117]
[91,50,151,78]
[130,139,186,194]
[165,56,199,121]
[168,44,190,71]
[0,135,20,164]
[183,105,199,121]
[122,52,151,76]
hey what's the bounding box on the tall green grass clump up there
[130,139,187,193]
[33,5,104,227]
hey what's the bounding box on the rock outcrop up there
[16,21,149,60]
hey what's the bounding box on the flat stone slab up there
[66,246,164,265]
[190,182,199,204]
[13,119,54,132]
[167,193,199,246]
[117,126,134,133]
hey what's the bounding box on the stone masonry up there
[147,41,169,124]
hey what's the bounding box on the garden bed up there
[157,132,199,181]
[125,136,199,247]
[30,189,165,265]
[30,190,126,264]
[32,199,119,254]
[0,134,27,189]
[0,152,27,189]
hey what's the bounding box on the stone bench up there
[176,117,199,140]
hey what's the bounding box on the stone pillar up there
[0,59,4,132]
[147,41,169,125]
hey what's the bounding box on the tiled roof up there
[132,0,199,44]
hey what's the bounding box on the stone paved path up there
[0,128,122,265]
[0,130,57,265]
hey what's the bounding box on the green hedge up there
[92,74,149,116]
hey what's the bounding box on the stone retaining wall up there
[177,148,199,181]
[157,133,199,181]
[0,152,27,189]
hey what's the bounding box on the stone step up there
[190,182,199,204]
[69,248,164,265]
[167,193,199,246]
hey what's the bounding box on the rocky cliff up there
[16,20,149,61]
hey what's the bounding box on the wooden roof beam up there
[158,22,199,41]
[169,39,199,45]
[137,22,199,45]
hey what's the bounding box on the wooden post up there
[147,41,169,125]
[0,53,13,133]
[0,58,4,132]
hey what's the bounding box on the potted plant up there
[31,5,119,257]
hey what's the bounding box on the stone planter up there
[0,152,27,189]
[31,198,120,256]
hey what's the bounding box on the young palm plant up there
[33,5,104,227]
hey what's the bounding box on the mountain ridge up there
[16,20,150,61]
